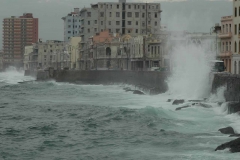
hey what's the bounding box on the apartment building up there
[232,0,240,74]
[62,8,81,42]
[2,13,38,68]
[79,0,162,70]
[218,16,233,73]
[37,40,66,70]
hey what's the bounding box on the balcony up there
[219,32,232,38]
[221,16,232,22]
[218,51,232,57]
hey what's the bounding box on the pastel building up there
[218,16,233,73]
[62,8,81,42]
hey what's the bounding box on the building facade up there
[232,1,240,74]
[62,8,81,42]
[218,16,233,73]
[79,0,162,70]
[67,37,81,69]
[0,50,3,71]
[2,13,38,68]
[23,45,34,70]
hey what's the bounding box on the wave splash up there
[166,40,216,100]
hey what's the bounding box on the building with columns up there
[218,15,233,73]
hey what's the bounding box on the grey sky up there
[0,0,232,50]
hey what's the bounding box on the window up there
[100,12,104,17]
[143,5,145,9]
[239,7,240,16]
[155,13,158,18]
[142,22,145,26]
[88,21,90,25]
[87,12,91,17]
[50,50,52,52]
[135,12,139,18]
[230,42,232,51]
[235,8,237,17]
[127,12,132,17]
[128,30,131,33]
[68,19,71,22]
[142,13,145,18]
[128,5,131,9]
[68,25,71,28]
[222,42,225,52]
[50,45,52,47]
[110,12,112,17]
[128,21,131,25]
[94,28,97,32]
[44,50,46,52]
[134,5,137,9]
[230,24,232,32]
[117,5,119,9]
[136,29,138,33]
[95,20,97,24]
[101,21,103,25]
[109,21,111,25]
[148,21,150,25]
[88,28,90,33]
[68,31,71,33]
[155,21,157,26]
[136,21,138,25]
[109,29,111,33]
[235,24,237,35]
[116,12,120,17]
[226,42,228,51]
[116,21,120,25]
[116,29,120,33]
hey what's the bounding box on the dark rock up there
[215,137,240,153]
[133,90,145,95]
[230,134,240,137]
[219,127,235,135]
[227,102,240,114]
[172,99,185,105]
[188,100,203,102]
[167,99,172,102]
[199,103,212,108]
[176,105,191,111]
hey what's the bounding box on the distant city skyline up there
[0,0,232,50]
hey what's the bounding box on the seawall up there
[49,70,170,94]
[212,73,240,102]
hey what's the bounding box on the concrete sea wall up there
[52,70,170,94]
[212,73,240,102]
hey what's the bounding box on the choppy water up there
[1,68,240,160]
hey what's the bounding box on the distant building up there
[67,37,81,69]
[23,46,33,70]
[0,50,3,71]
[232,1,240,74]
[218,15,233,73]
[62,8,81,42]
[79,0,162,70]
[2,13,38,69]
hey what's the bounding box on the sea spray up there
[167,40,216,99]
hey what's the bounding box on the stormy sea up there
[1,45,240,160]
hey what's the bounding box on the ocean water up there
[0,68,240,160]
[1,43,240,159]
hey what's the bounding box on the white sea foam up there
[0,66,35,84]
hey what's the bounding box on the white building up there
[23,46,33,70]
[62,8,81,42]
[67,37,81,69]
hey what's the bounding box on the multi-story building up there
[232,1,240,74]
[62,8,81,42]
[79,0,162,70]
[218,16,233,73]
[0,50,3,71]
[2,13,38,68]
[67,37,81,69]
[37,40,67,70]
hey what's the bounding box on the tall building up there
[62,8,81,42]
[218,16,233,73]
[2,13,38,68]
[79,0,162,69]
[232,1,240,74]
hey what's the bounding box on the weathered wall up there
[212,73,240,102]
[54,70,169,94]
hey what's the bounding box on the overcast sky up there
[0,0,232,50]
